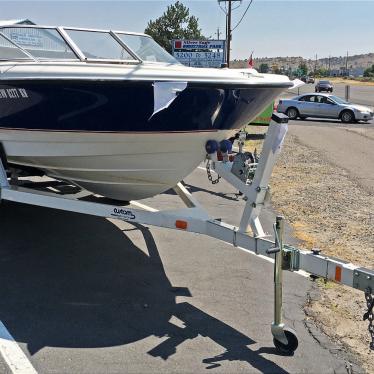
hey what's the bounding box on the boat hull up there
[0,79,287,200]
[3,130,236,200]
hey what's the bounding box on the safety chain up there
[363,287,374,350]
[206,160,221,185]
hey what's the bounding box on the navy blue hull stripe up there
[0,81,282,132]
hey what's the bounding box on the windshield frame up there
[0,25,179,65]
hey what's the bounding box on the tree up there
[144,1,204,53]
[315,68,329,77]
[259,63,269,73]
[298,62,308,76]
[271,64,281,74]
[364,64,374,77]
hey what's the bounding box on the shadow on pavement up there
[0,202,288,373]
[183,183,240,201]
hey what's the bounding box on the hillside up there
[231,53,374,76]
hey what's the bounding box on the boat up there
[0,25,293,200]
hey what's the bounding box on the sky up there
[0,0,373,59]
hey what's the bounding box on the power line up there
[232,0,253,31]
[231,2,242,11]
[219,2,227,14]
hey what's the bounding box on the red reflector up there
[217,150,235,162]
[175,220,188,230]
[335,266,342,282]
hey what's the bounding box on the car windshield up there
[330,96,349,104]
[320,80,330,84]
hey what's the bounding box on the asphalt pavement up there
[0,163,363,373]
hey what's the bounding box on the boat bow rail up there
[0,113,372,353]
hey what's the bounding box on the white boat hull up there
[1,129,236,200]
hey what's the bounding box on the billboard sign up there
[10,32,42,48]
[172,39,226,68]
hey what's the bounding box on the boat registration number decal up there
[0,88,29,99]
[111,208,136,220]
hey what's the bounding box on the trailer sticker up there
[111,208,136,220]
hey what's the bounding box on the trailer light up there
[175,220,188,230]
[335,266,342,282]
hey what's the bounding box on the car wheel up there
[341,110,354,123]
[286,107,299,120]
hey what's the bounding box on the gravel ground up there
[265,130,374,374]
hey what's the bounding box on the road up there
[0,160,362,373]
[285,82,374,107]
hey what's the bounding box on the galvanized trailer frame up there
[0,113,372,353]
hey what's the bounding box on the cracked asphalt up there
[0,164,364,373]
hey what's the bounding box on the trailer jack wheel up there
[273,327,298,355]
[271,217,298,355]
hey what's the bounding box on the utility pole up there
[218,0,241,67]
[314,53,317,76]
[345,51,349,76]
[226,1,232,66]
[216,27,221,40]
[328,55,331,76]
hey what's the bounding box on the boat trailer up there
[0,113,373,354]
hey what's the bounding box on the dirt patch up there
[247,130,373,373]
[328,77,374,87]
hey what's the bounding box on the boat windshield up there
[65,29,135,61]
[0,33,31,60]
[0,27,78,60]
[117,33,179,64]
[0,26,180,64]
